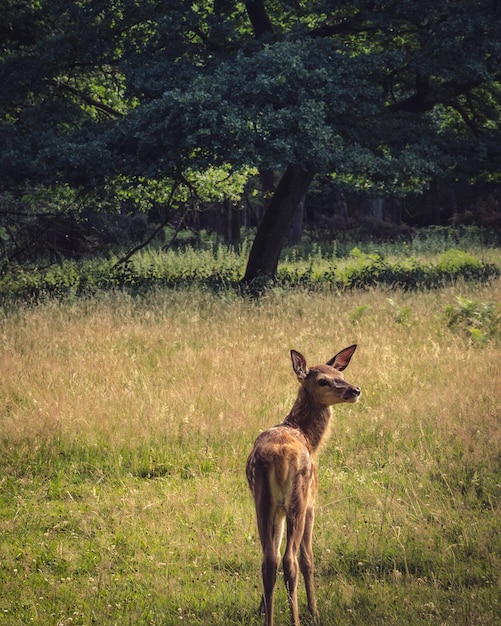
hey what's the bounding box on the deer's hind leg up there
[282,475,311,626]
[299,504,319,623]
[254,473,286,626]
[259,510,285,625]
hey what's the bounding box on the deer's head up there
[291,345,361,406]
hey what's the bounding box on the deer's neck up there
[284,387,332,453]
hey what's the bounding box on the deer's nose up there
[346,386,361,399]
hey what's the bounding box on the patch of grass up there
[1,230,500,302]
[0,280,500,624]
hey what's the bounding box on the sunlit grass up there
[1,278,500,624]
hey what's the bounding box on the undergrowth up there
[0,242,499,302]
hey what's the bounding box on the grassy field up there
[1,263,500,623]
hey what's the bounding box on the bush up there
[445,296,501,346]
[339,249,499,291]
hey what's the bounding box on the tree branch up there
[309,12,368,38]
[245,0,273,37]
[49,79,125,118]
[110,176,205,267]
[389,78,483,114]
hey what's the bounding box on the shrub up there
[445,296,501,346]
[340,249,499,291]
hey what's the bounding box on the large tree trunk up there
[241,4,314,283]
[243,164,314,282]
[288,196,305,245]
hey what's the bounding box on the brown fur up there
[246,346,361,626]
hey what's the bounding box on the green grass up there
[0,245,500,624]
[0,226,499,301]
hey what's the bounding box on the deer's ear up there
[291,350,309,380]
[326,344,357,371]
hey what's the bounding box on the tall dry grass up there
[0,281,500,624]
[2,285,500,444]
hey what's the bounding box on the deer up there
[246,345,361,626]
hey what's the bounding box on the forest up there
[1,0,501,284]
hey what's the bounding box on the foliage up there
[116,1,501,190]
[1,1,500,195]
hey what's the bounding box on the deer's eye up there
[318,379,329,387]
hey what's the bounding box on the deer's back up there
[246,425,317,508]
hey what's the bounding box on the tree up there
[1,1,501,277]
[119,0,501,279]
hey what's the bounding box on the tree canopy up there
[1,0,501,277]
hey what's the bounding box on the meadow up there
[1,236,500,625]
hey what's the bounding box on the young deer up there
[246,345,360,626]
